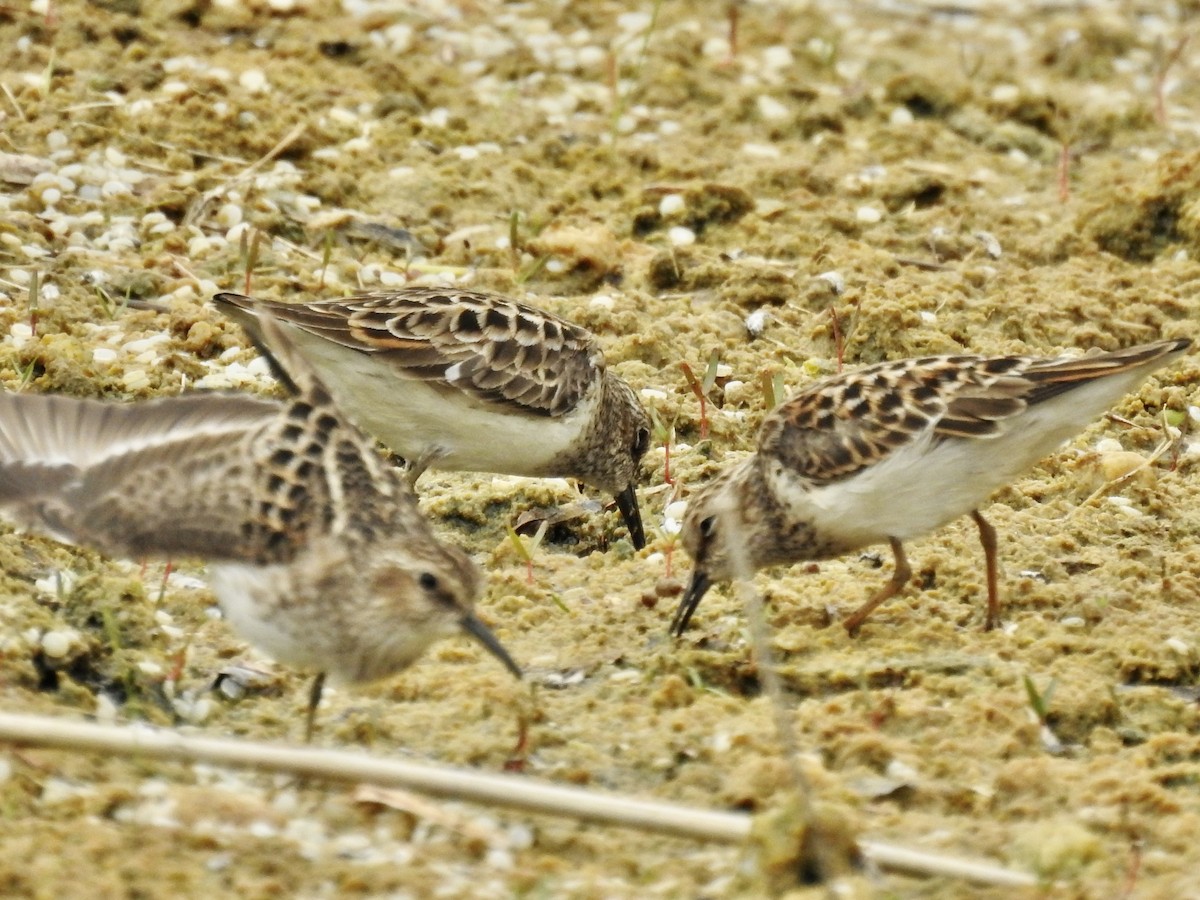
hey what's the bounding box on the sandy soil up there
[2,0,1200,896]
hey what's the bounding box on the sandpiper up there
[670,339,1190,637]
[213,288,651,549]
[0,314,521,740]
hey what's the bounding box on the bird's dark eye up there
[699,515,717,538]
[418,572,439,591]
[632,426,650,459]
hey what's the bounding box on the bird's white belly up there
[775,409,1092,550]
[209,561,328,671]
[289,330,588,475]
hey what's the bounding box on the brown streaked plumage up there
[0,314,521,740]
[671,338,1190,637]
[213,288,651,550]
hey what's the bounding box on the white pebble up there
[885,759,920,782]
[664,500,688,521]
[762,45,794,69]
[1060,616,1086,629]
[667,226,695,246]
[975,231,1003,258]
[741,142,781,159]
[239,69,269,93]
[1165,636,1191,655]
[41,630,75,659]
[658,193,685,216]
[816,270,845,294]
[889,106,914,126]
[216,203,243,228]
[919,310,937,325]
[757,95,790,121]
[589,294,614,310]
[991,84,1020,103]
[122,369,151,391]
[723,379,747,405]
[122,334,169,354]
[856,205,882,224]
[91,348,118,364]
[95,694,118,725]
[745,308,769,336]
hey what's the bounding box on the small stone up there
[667,226,696,246]
[41,630,74,659]
[658,194,685,216]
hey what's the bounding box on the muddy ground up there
[2,0,1200,896]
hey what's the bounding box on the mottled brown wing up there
[215,289,602,418]
[0,391,296,562]
[0,390,280,520]
[64,400,408,566]
[757,355,1037,485]
[67,423,299,563]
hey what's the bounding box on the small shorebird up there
[670,338,1190,637]
[213,289,651,550]
[0,314,521,740]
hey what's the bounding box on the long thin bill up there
[669,569,711,637]
[460,613,522,678]
[614,482,646,550]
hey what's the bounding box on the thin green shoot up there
[100,604,122,652]
[515,254,548,286]
[28,269,39,337]
[157,560,173,606]
[648,407,675,485]
[241,228,262,295]
[760,369,788,411]
[608,0,664,145]
[681,350,719,441]
[1022,674,1056,724]
[508,210,522,273]
[506,520,549,585]
[318,230,334,289]
[701,349,720,394]
[16,358,37,391]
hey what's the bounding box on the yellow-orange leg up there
[971,509,1001,631]
[843,538,911,637]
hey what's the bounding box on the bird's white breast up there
[208,561,330,671]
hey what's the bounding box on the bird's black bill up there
[669,569,711,637]
[614,482,646,550]
[460,613,523,678]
